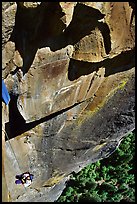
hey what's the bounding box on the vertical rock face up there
[2,2,135,202]
[2,2,17,47]
[2,104,9,202]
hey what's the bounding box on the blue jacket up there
[2,80,10,105]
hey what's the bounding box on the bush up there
[56,131,135,202]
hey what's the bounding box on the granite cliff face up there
[2,2,135,202]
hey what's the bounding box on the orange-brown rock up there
[2,2,135,202]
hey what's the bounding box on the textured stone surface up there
[18,2,42,8]
[2,2,135,202]
[2,104,9,202]
[2,2,17,48]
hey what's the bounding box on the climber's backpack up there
[2,80,10,105]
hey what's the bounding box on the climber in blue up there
[15,172,34,187]
[2,80,10,105]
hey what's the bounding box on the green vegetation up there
[56,131,135,202]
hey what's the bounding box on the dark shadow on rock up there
[68,47,135,81]
[5,93,83,139]
[9,3,111,76]
[6,2,134,139]
[60,3,105,46]
[129,2,135,14]
[40,3,111,53]
[5,94,26,140]
[129,2,135,25]
[9,2,66,76]
[98,22,111,55]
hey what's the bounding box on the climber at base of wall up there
[15,172,34,187]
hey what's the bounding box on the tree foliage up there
[56,131,135,202]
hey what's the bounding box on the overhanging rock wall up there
[2,2,135,202]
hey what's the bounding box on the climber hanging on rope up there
[2,81,34,188]
[15,172,34,187]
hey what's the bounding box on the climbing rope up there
[2,127,28,192]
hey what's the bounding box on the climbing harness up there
[2,127,33,190]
